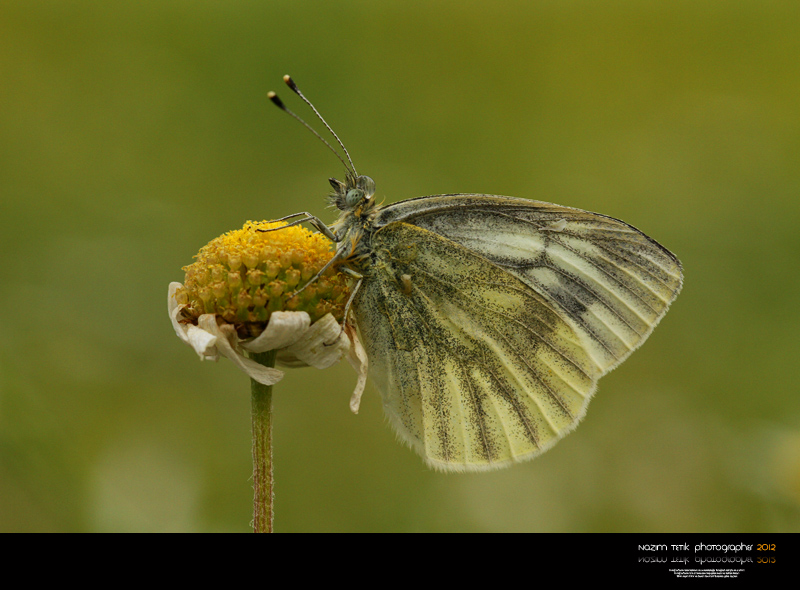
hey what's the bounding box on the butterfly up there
[268,76,683,472]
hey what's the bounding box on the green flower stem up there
[250,350,277,533]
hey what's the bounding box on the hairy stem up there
[250,350,277,533]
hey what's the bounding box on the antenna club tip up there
[268,91,285,109]
[283,75,299,91]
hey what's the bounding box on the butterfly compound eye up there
[345,188,365,207]
[356,175,376,198]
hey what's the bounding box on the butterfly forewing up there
[373,195,683,375]
[354,219,615,472]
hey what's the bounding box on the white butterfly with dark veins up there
[266,76,683,472]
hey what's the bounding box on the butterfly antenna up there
[282,75,358,177]
[267,89,353,174]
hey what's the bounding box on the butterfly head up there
[329,173,376,213]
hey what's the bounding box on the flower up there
[169,220,367,393]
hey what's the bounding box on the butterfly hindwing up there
[354,219,608,472]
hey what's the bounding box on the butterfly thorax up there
[328,173,380,273]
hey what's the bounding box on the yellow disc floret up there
[176,221,350,337]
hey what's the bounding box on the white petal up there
[346,325,369,414]
[275,350,308,368]
[168,282,190,342]
[198,315,285,386]
[169,283,219,360]
[282,313,350,370]
[241,311,311,353]
[185,324,218,360]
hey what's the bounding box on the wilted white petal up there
[169,283,219,360]
[169,283,355,383]
[346,325,368,414]
[241,311,311,353]
[275,350,307,368]
[282,313,349,370]
[185,324,218,360]
[168,282,190,342]
[198,315,284,386]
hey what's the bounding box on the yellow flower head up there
[175,220,350,336]
[169,221,367,392]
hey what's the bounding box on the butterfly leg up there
[266,211,313,223]
[340,268,364,329]
[257,212,340,243]
[284,248,345,307]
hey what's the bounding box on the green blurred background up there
[1,1,798,532]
